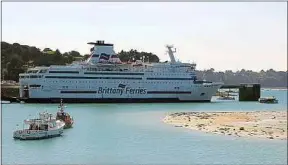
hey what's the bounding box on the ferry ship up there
[19,40,223,103]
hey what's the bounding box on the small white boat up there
[258,96,278,104]
[13,112,65,140]
[217,96,235,100]
[1,100,11,104]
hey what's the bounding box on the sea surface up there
[1,89,287,164]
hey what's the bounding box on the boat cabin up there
[24,117,58,131]
[29,122,48,131]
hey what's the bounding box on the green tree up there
[117,49,159,63]
[83,54,90,61]
[43,48,52,52]
[69,51,81,57]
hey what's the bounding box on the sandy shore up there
[163,111,287,140]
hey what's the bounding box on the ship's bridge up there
[86,40,121,64]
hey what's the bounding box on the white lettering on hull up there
[98,87,147,95]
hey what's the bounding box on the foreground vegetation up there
[1,41,287,88]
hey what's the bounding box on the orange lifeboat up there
[56,99,74,129]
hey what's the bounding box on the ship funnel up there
[166,45,176,63]
[86,40,121,64]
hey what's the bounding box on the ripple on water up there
[2,90,287,164]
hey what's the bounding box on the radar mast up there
[166,45,177,63]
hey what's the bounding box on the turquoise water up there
[2,90,287,164]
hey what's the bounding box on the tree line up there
[1,41,287,88]
[195,68,287,88]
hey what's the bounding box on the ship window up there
[49,71,79,74]
[30,75,38,78]
[27,70,38,73]
[39,69,47,73]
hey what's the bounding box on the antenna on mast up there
[166,45,176,63]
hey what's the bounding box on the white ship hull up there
[19,81,222,103]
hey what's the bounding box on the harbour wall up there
[1,85,19,99]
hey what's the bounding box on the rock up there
[268,131,273,135]
[219,127,230,131]
[234,132,240,137]
[239,127,245,131]
[249,132,256,135]
[197,124,205,128]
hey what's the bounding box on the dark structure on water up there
[220,83,261,101]
[238,83,261,101]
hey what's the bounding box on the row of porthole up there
[40,86,187,90]
[46,81,189,84]
[20,74,194,79]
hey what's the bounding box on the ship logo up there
[118,84,126,88]
[97,84,146,95]
[99,53,110,61]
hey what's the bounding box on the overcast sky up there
[2,2,287,71]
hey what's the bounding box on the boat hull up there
[64,124,73,129]
[56,116,74,129]
[13,122,65,140]
[217,97,235,100]
[19,76,223,104]
[20,98,212,103]
[259,100,278,104]
[13,133,62,140]
[258,97,278,104]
